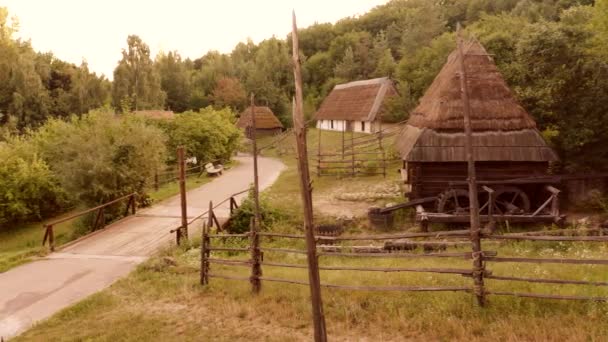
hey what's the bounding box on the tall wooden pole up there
[456,23,484,306]
[250,94,262,293]
[250,94,262,227]
[178,146,188,243]
[292,11,327,342]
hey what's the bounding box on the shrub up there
[226,189,286,234]
[164,107,241,164]
[31,108,167,207]
[0,136,67,228]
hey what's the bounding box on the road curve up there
[0,154,285,339]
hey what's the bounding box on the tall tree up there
[156,51,191,112]
[112,35,165,111]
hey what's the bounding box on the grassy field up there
[13,129,608,340]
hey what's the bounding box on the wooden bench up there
[205,163,223,176]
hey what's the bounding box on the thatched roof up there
[314,77,397,122]
[407,41,537,131]
[134,110,175,120]
[237,106,283,129]
[396,40,557,162]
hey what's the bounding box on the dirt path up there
[0,154,285,340]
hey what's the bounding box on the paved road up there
[0,155,285,340]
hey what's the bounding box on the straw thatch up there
[134,110,175,120]
[407,41,536,131]
[397,40,558,163]
[237,106,284,129]
[314,77,397,121]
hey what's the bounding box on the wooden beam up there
[291,12,327,342]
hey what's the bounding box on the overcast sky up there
[2,0,389,79]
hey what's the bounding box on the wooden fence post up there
[178,146,188,242]
[131,194,137,215]
[208,201,214,231]
[154,171,159,191]
[43,225,56,252]
[457,23,485,306]
[201,222,209,285]
[378,130,386,178]
[249,218,262,293]
[351,130,355,177]
[292,12,328,341]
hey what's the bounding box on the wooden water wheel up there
[436,189,471,214]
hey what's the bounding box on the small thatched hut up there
[237,106,284,139]
[315,77,397,134]
[396,40,558,200]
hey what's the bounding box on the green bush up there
[163,107,241,164]
[0,136,67,228]
[226,189,287,234]
[31,108,167,207]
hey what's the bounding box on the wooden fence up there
[315,123,404,177]
[42,192,137,251]
[200,226,608,304]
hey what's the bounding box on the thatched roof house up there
[134,110,175,120]
[315,77,397,134]
[237,106,284,139]
[395,40,558,200]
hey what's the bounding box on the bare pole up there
[250,95,262,227]
[291,11,327,342]
[250,94,262,293]
[456,23,484,306]
[178,146,188,243]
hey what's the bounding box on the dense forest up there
[2,1,608,170]
[1,0,608,227]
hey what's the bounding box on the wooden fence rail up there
[200,227,608,304]
[42,192,137,251]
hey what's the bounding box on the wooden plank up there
[259,277,472,292]
[318,251,477,258]
[484,234,608,242]
[262,262,473,275]
[259,247,308,255]
[208,247,250,252]
[208,233,250,238]
[291,12,327,341]
[487,291,608,302]
[486,275,608,286]
[485,256,608,265]
[378,196,437,213]
[319,230,470,241]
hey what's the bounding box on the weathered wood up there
[200,223,209,285]
[208,233,250,238]
[249,218,262,293]
[484,234,608,242]
[422,213,557,223]
[377,196,437,214]
[258,232,305,239]
[416,205,429,232]
[318,251,480,258]
[319,229,470,241]
[457,23,485,307]
[178,146,188,243]
[485,256,608,265]
[487,291,608,302]
[486,275,608,286]
[259,247,309,255]
[43,192,136,227]
[207,247,250,252]
[292,12,327,342]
